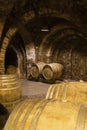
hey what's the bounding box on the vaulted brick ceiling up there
[0,0,87,52]
[0,0,87,45]
[0,0,87,78]
[0,0,87,27]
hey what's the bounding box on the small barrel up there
[42,63,63,81]
[4,98,87,130]
[0,74,22,112]
[46,81,87,102]
[30,62,46,79]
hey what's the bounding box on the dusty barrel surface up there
[0,74,22,112]
[4,98,87,130]
[42,63,63,81]
[30,62,46,79]
[46,81,87,103]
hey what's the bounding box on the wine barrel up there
[4,98,87,130]
[30,62,46,79]
[0,74,22,112]
[46,81,87,103]
[42,63,63,81]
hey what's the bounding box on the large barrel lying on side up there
[30,62,46,79]
[4,98,87,130]
[46,81,87,102]
[0,74,22,112]
[42,63,63,81]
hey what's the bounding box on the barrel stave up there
[46,81,87,103]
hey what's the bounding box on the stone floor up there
[21,79,50,99]
[0,79,50,130]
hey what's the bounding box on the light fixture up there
[41,29,49,32]
[41,26,49,32]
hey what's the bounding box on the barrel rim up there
[0,74,18,79]
[30,66,39,78]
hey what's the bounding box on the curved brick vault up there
[0,1,87,80]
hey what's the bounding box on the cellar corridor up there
[1,0,87,130]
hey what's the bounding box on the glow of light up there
[41,29,49,32]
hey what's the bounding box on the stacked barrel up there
[29,62,45,81]
[29,62,46,80]
[4,81,87,130]
[42,63,63,82]
[29,62,64,83]
[0,74,22,113]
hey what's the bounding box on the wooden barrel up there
[0,74,22,112]
[4,98,87,130]
[30,62,46,79]
[46,81,87,103]
[42,63,63,81]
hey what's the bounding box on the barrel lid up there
[42,67,53,80]
[30,66,39,78]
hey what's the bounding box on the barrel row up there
[29,62,64,82]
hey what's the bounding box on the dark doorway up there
[5,47,18,74]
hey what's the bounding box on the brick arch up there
[0,26,36,74]
[20,7,72,25]
[38,23,84,62]
[9,45,24,78]
[0,7,78,74]
[20,7,75,63]
[0,28,17,74]
[0,17,7,40]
